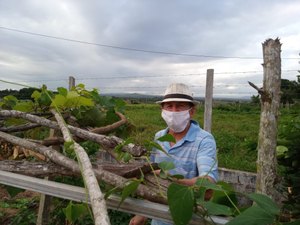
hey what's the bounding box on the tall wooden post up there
[204,69,214,132]
[37,77,76,224]
[256,38,281,201]
[69,76,75,90]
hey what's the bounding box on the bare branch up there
[0,110,147,156]
[90,112,127,134]
[0,122,41,132]
[248,81,264,95]
[0,131,166,204]
[51,109,110,225]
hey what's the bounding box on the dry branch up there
[0,110,147,156]
[0,160,76,177]
[0,131,166,204]
[51,109,110,225]
[0,160,158,179]
[90,111,127,134]
[0,122,41,132]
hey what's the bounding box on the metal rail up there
[0,170,229,224]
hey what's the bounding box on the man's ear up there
[190,106,196,116]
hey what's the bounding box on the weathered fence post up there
[37,76,76,224]
[256,38,281,201]
[69,76,75,90]
[204,69,214,132]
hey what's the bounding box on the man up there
[129,83,218,225]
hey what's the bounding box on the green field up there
[124,102,299,172]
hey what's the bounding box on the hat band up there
[163,93,193,101]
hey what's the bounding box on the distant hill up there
[103,92,250,103]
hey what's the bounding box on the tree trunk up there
[256,38,281,201]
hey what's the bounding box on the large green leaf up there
[226,205,276,225]
[13,101,34,112]
[211,181,238,208]
[119,180,141,207]
[63,202,88,223]
[247,193,280,215]
[167,183,194,225]
[195,178,224,192]
[57,87,68,97]
[198,200,233,216]
[159,161,175,172]
[50,94,67,108]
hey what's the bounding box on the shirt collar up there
[162,120,199,143]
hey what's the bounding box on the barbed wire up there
[1,26,299,60]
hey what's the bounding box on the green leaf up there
[145,140,170,156]
[50,94,67,108]
[167,183,194,225]
[67,91,80,99]
[13,101,34,112]
[276,145,288,158]
[31,90,41,101]
[122,152,132,163]
[171,174,184,179]
[57,87,68,97]
[63,202,88,223]
[247,193,280,215]
[198,200,233,216]
[211,181,238,208]
[39,91,52,106]
[119,180,141,207]
[6,186,25,198]
[195,178,224,192]
[159,161,175,172]
[157,134,176,143]
[226,205,275,225]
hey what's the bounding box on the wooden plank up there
[0,170,228,225]
[204,69,214,132]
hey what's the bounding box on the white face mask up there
[161,109,191,133]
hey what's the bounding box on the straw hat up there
[156,83,200,105]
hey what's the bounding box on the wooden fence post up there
[204,69,214,132]
[69,76,75,90]
[256,38,281,201]
[37,76,76,224]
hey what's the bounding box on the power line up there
[1,26,299,60]
[18,69,298,83]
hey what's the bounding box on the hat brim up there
[156,98,200,105]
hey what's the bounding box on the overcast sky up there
[0,0,299,98]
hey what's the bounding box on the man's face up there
[162,101,194,114]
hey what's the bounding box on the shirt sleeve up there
[196,135,218,182]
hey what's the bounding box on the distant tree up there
[281,78,300,107]
[0,88,37,100]
[251,95,260,104]
[18,87,38,100]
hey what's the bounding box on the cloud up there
[0,0,299,97]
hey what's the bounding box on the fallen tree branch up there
[0,122,41,132]
[0,160,158,179]
[0,160,76,177]
[0,110,147,156]
[90,111,127,134]
[0,131,166,204]
[51,109,110,225]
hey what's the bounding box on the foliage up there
[277,114,300,219]
[281,79,300,106]
[0,198,38,225]
[0,87,38,100]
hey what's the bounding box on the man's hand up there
[129,215,147,225]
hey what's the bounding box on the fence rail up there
[0,170,229,225]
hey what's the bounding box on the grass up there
[124,102,298,173]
